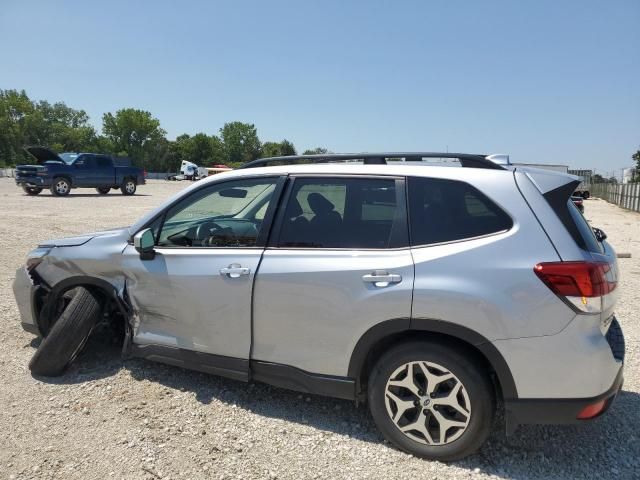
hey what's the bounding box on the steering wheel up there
[195,221,224,246]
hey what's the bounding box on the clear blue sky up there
[2,0,638,174]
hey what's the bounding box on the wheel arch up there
[52,174,73,187]
[38,275,130,336]
[348,318,518,401]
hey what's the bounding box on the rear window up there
[408,177,512,246]
[567,200,603,253]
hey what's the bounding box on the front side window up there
[157,177,278,248]
[408,177,512,246]
[277,177,406,249]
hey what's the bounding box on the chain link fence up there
[591,182,640,212]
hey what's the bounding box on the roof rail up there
[239,152,506,170]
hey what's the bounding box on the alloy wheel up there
[56,180,69,195]
[384,361,471,445]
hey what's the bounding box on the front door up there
[123,176,283,377]
[252,176,414,377]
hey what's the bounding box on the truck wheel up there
[368,341,494,461]
[96,187,111,195]
[22,186,42,196]
[121,179,136,195]
[28,287,102,377]
[50,177,71,197]
[582,191,590,200]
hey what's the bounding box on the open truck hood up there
[23,146,65,164]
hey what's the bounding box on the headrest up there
[307,193,335,215]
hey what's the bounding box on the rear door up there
[94,155,114,186]
[252,175,414,377]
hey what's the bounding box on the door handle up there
[362,271,402,288]
[220,263,251,278]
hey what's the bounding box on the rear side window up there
[95,156,112,168]
[277,177,407,249]
[408,177,512,246]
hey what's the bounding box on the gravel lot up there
[0,179,638,480]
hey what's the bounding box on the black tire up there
[582,191,590,199]
[22,186,42,195]
[368,341,495,461]
[50,177,71,197]
[96,187,111,195]
[29,287,102,376]
[121,179,136,195]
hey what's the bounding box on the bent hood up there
[38,227,130,248]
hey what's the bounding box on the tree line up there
[0,89,328,171]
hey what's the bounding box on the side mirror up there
[134,228,155,260]
[593,227,607,242]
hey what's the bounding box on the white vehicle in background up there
[167,161,215,181]
[180,161,209,181]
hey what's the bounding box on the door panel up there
[252,249,414,376]
[94,155,114,186]
[123,247,262,360]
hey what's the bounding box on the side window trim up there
[268,175,409,250]
[146,175,286,249]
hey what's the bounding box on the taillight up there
[534,261,616,313]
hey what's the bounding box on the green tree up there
[220,121,261,166]
[632,149,640,182]
[261,141,282,158]
[302,147,330,155]
[102,108,166,167]
[0,89,34,166]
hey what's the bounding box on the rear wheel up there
[368,341,495,461]
[96,187,111,195]
[29,287,102,376]
[22,186,42,195]
[121,179,136,195]
[582,191,590,199]
[50,177,71,196]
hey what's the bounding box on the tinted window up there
[157,178,278,248]
[408,177,512,246]
[567,200,603,253]
[95,156,112,168]
[278,177,406,249]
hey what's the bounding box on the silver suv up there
[13,153,624,460]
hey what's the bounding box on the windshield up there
[59,153,79,164]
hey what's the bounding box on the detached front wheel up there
[29,287,102,376]
[121,179,136,195]
[368,341,495,461]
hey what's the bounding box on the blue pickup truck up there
[15,147,145,196]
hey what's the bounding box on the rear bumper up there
[505,366,623,430]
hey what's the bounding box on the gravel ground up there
[0,179,638,480]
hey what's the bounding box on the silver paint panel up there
[252,249,414,376]
[122,246,262,359]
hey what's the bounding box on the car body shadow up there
[31,337,640,478]
[27,193,151,198]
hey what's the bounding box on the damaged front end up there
[12,229,138,358]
